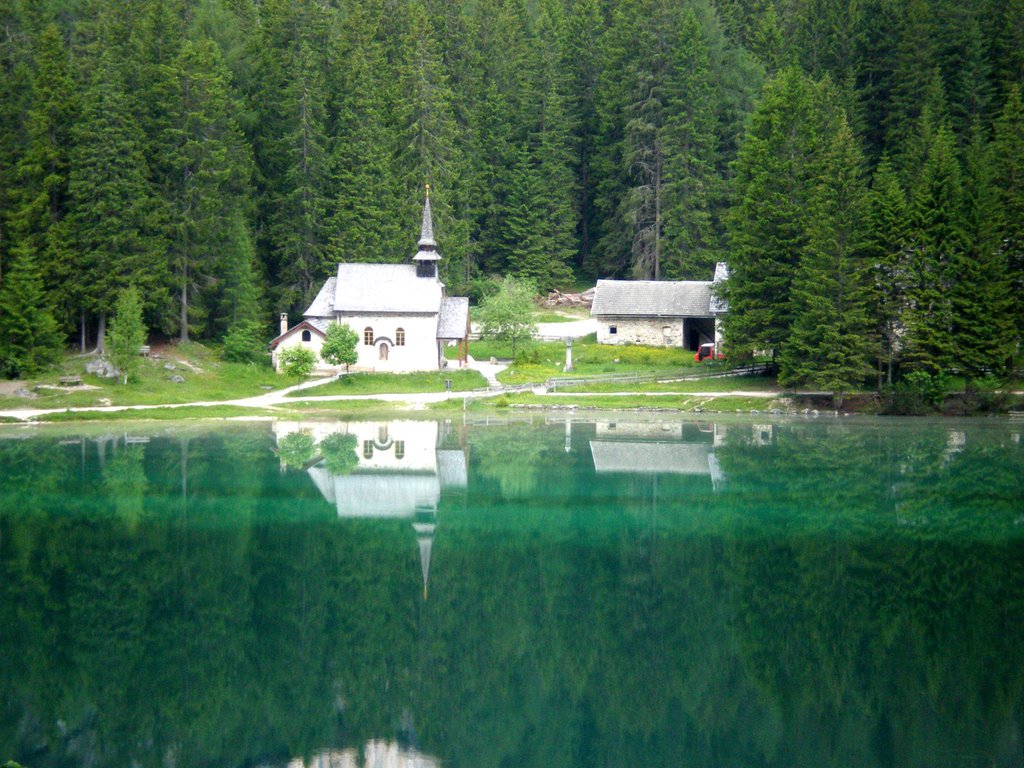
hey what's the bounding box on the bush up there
[882,371,950,415]
[278,346,317,378]
[222,319,267,364]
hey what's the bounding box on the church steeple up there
[413,184,440,278]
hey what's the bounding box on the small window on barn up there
[396,328,405,346]
[301,329,312,342]
[662,326,672,337]
[609,325,617,335]
[364,327,374,346]
[363,440,373,459]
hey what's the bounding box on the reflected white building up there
[590,420,726,490]
[283,741,440,768]
[272,420,467,596]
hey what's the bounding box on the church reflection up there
[272,419,466,598]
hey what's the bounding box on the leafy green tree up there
[0,243,63,378]
[993,85,1024,363]
[779,116,873,407]
[107,285,147,385]
[320,322,359,372]
[278,345,317,379]
[477,276,537,359]
[277,430,316,468]
[319,432,359,475]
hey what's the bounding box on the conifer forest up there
[0,0,1022,386]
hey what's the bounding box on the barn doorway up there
[684,318,715,351]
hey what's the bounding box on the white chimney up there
[279,313,288,335]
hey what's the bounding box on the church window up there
[301,329,311,342]
[396,328,405,346]
[395,441,405,460]
[363,440,373,459]
[364,327,374,346]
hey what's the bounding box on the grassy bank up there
[0,343,282,410]
[286,369,487,397]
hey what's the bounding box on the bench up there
[58,375,83,387]
[139,345,151,356]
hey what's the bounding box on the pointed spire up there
[418,183,437,249]
[414,521,435,600]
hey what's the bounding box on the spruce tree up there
[0,243,63,378]
[779,116,873,407]
[993,85,1024,362]
[64,51,167,347]
[866,157,910,385]
[901,123,965,375]
[724,67,840,359]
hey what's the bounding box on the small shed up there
[590,263,728,350]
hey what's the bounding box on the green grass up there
[33,405,279,422]
[550,375,780,393]
[449,391,783,412]
[284,368,487,397]
[277,399,405,413]
[0,344,284,410]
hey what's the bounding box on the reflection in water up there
[272,420,467,599]
[1,416,1023,768]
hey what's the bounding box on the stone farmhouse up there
[269,188,469,374]
[590,263,729,351]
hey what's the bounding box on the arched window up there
[396,328,405,346]
[364,327,374,346]
[301,329,311,342]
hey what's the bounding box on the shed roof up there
[591,279,714,318]
[437,296,469,339]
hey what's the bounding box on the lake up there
[1,414,1023,768]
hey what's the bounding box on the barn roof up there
[589,441,716,475]
[591,279,714,318]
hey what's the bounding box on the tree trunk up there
[80,309,87,353]
[95,314,107,355]
[179,279,189,343]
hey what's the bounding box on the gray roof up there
[328,263,442,314]
[591,279,714,318]
[437,297,469,339]
[304,277,337,318]
[590,441,716,475]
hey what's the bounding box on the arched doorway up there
[379,342,389,361]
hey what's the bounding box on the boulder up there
[163,362,176,371]
[85,358,119,378]
[169,374,186,384]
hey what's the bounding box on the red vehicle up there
[694,342,725,362]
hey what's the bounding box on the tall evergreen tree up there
[901,123,965,375]
[779,116,873,406]
[724,67,840,359]
[992,85,1024,361]
[63,50,167,349]
[866,156,910,384]
[0,243,63,378]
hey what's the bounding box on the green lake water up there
[1,415,1023,768]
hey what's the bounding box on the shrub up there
[278,346,317,378]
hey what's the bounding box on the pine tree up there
[901,123,965,375]
[724,67,840,359]
[866,156,910,385]
[0,243,63,378]
[779,115,873,406]
[63,51,168,348]
[992,85,1024,361]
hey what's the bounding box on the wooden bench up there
[58,375,83,386]
[139,345,151,356]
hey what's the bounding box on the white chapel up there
[270,187,470,374]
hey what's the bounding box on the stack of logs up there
[542,287,595,307]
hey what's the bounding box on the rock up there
[85,358,119,378]
[163,362,176,371]
[170,374,186,383]
[14,388,35,398]
[489,356,497,365]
